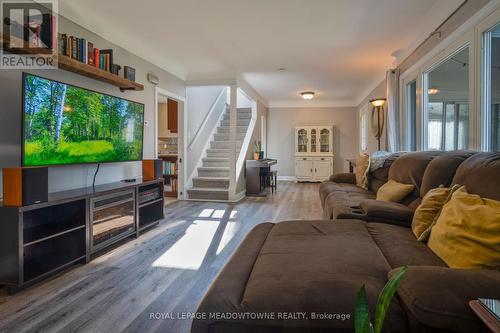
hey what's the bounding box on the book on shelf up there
[94,48,100,68]
[162,161,177,176]
[100,49,113,72]
[165,178,178,193]
[87,42,94,66]
[70,36,77,60]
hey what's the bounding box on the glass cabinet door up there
[297,129,308,153]
[310,129,317,152]
[320,128,330,152]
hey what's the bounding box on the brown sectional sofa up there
[192,151,500,333]
[319,151,476,225]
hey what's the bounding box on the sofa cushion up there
[388,151,441,207]
[367,223,446,268]
[420,150,476,196]
[451,152,500,200]
[359,199,413,226]
[319,182,372,209]
[323,190,375,219]
[329,172,356,184]
[389,266,500,333]
[368,152,402,194]
[428,187,500,269]
[239,220,407,332]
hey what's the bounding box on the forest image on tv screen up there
[23,74,144,166]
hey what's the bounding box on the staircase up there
[187,107,252,200]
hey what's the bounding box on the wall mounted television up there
[22,73,144,166]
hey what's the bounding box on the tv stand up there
[0,178,164,292]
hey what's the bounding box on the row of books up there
[164,179,178,193]
[163,161,177,176]
[57,33,114,72]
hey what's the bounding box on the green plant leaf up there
[374,266,409,333]
[355,285,372,333]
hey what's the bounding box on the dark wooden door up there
[167,99,178,133]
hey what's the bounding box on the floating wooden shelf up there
[57,55,144,91]
[1,33,144,91]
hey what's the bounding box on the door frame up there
[154,86,187,200]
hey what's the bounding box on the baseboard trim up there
[277,176,296,182]
[231,190,246,202]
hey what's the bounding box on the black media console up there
[0,178,164,291]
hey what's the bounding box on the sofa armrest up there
[359,199,413,227]
[329,172,356,184]
[389,266,500,333]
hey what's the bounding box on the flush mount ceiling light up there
[428,88,440,95]
[301,91,315,100]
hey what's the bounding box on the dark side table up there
[469,300,500,333]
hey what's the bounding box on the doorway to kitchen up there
[155,87,186,204]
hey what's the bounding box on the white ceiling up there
[58,0,464,107]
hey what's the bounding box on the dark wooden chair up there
[260,170,278,194]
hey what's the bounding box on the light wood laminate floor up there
[0,181,322,333]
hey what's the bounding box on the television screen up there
[23,73,144,166]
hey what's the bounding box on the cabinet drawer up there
[313,157,331,161]
[296,157,313,161]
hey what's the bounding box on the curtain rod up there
[397,0,469,70]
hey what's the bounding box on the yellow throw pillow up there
[428,187,500,269]
[355,154,370,190]
[376,179,414,202]
[413,185,460,241]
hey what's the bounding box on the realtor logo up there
[1,0,58,69]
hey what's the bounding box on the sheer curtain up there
[386,69,400,152]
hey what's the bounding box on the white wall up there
[237,89,252,108]
[267,107,358,178]
[186,86,227,179]
[0,14,185,195]
[357,80,387,154]
[187,86,226,143]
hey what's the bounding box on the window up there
[424,47,470,150]
[359,109,367,152]
[483,24,500,151]
[406,80,417,150]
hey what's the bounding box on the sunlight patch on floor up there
[198,209,214,218]
[216,221,240,255]
[152,220,219,270]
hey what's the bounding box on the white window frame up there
[398,1,500,152]
[420,31,476,150]
[400,68,421,151]
[476,7,500,151]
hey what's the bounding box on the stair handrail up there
[187,88,226,151]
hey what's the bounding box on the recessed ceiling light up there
[301,91,315,100]
[428,88,440,95]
